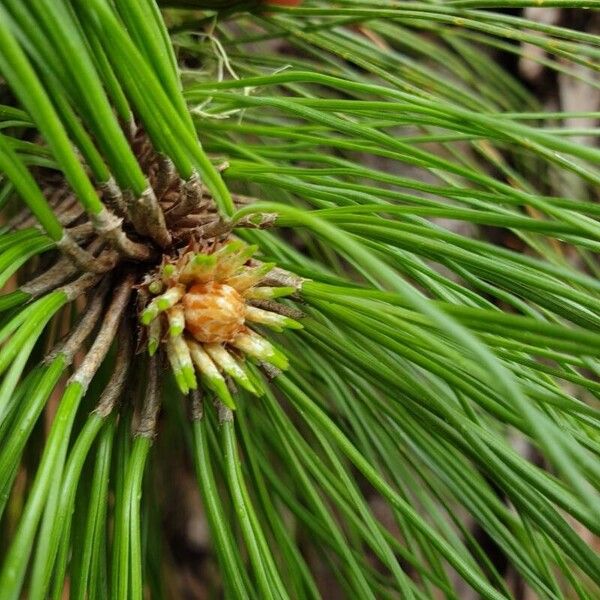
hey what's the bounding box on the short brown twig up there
[136,352,162,437]
[154,155,177,201]
[132,187,172,248]
[21,256,78,297]
[57,233,118,273]
[165,171,208,222]
[69,273,135,392]
[92,208,154,261]
[94,321,133,418]
[45,278,110,365]
[98,177,128,217]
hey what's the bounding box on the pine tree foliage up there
[0,1,599,598]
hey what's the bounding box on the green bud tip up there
[211,377,236,409]
[174,371,189,395]
[148,281,163,295]
[236,245,258,262]
[271,286,296,298]
[157,298,171,310]
[268,349,289,370]
[148,339,159,356]
[283,317,304,330]
[169,325,184,337]
[238,376,259,396]
[183,365,198,390]
[141,309,155,326]
[221,240,245,255]
[192,254,217,267]
[246,369,265,396]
